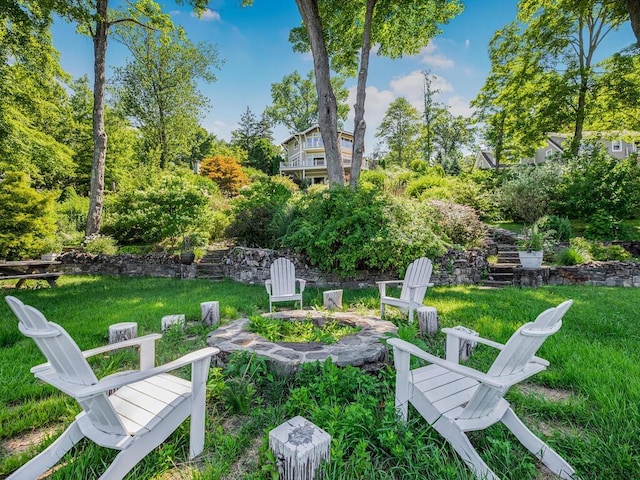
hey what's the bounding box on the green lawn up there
[1,276,639,479]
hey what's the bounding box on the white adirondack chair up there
[388,300,577,480]
[377,257,434,323]
[5,296,218,480]
[265,257,306,313]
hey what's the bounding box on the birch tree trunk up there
[349,0,376,187]
[86,0,109,236]
[295,0,344,187]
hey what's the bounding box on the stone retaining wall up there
[513,261,640,288]
[58,252,196,279]
[222,247,487,288]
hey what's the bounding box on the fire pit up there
[207,310,397,374]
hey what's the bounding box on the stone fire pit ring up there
[207,310,397,374]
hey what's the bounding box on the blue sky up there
[51,1,635,151]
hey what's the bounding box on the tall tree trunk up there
[349,0,376,188]
[295,0,344,187]
[86,0,109,236]
[572,78,588,155]
[627,0,640,44]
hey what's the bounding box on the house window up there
[545,149,554,158]
[612,140,622,152]
[305,134,323,149]
[341,137,353,149]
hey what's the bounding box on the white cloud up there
[417,42,454,69]
[389,70,453,110]
[192,8,221,21]
[465,39,470,48]
[447,95,474,117]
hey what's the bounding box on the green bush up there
[284,186,447,277]
[497,164,560,224]
[584,209,622,240]
[553,142,640,219]
[0,172,57,260]
[105,172,212,248]
[555,247,589,266]
[568,237,632,262]
[83,235,118,255]
[226,175,298,248]
[535,215,572,242]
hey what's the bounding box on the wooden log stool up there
[269,416,331,480]
[417,306,440,336]
[161,314,185,332]
[201,301,220,326]
[322,289,343,310]
[108,322,138,344]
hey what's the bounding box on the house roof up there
[280,124,354,146]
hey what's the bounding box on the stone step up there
[486,272,514,282]
[489,264,519,272]
[482,279,513,288]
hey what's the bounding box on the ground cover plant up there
[0,277,639,479]
[248,314,360,344]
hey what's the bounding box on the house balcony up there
[280,155,353,170]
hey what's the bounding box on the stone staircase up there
[196,243,233,280]
[484,243,520,288]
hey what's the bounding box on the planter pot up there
[180,252,195,265]
[41,253,59,261]
[518,250,543,269]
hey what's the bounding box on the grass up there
[1,276,639,479]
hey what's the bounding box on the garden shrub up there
[283,186,447,277]
[105,173,211,247]
[569,237,632,262]
[584,209,622,240]
[555,247,589,266]
[497,164,560,224]
[226,174,298,248]
[199,155,248,195]
[553,143,640,219]
[55,188,89,247]
[83,235,118,255]
[535,215,572,242]
[358,169,387,190]
[428,200,486,248]
[0,172,57,260]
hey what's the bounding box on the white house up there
[474,131,640,169]
[279,125,361,184]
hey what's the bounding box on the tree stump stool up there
[201,301,220,326]
[161,314,185,332]
[322,290,343,310]
[108,322,137,344]
[417,306,439,336]
[269,416,331,480]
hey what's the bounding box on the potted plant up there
[179,236,196,265]
[518,225,545,269]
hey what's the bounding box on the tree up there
[421,70,441,165]
[375,97,421,167]
[431,109,474,175]
[0,172,57,260]
[52,0,210,237]
[231,107,280,174]
[292,0,344,186]
[290,0,463,186]
[200,155,248,195]
[0,1,75,188]
[264,70,349,133]
[112,23,220,169]
[474,0,628,159]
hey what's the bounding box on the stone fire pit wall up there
[207,310,398,375]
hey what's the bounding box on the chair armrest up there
[31,333,164,374]
[265,279,272,295]
[75,347,219,399]
[377,280,403,296]
[387,338,544,389]
[297,278,306,293]
[441,328,549,366]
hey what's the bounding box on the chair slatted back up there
[399,257,433,303]
[270,258,296,296]
[5,296,127,436]
[459,300,573,421]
